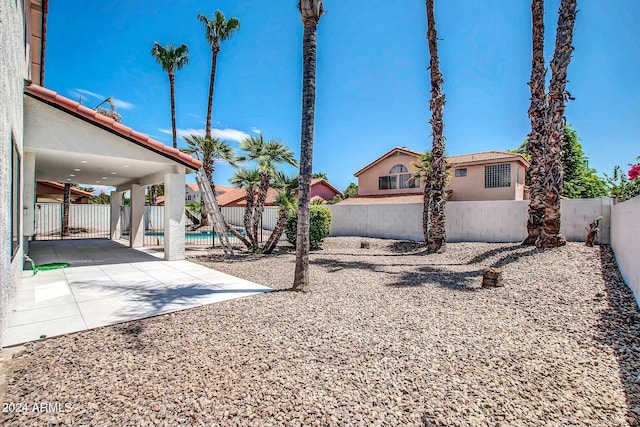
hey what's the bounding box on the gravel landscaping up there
[1,237,640,426]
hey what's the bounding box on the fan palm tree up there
[537,0,577,248]
[522,0,547,246]
[293,0,325,291]
[198,10,240,138]
[62,183,71,236]
[229,167,261,248]
[238,135,297,246]
[263,173,299,254]
[411,150,450,244]
[425,0,447,254]
[150,42,189,148]
[181,134,236,227]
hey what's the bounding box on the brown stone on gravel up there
[482,266,503,287]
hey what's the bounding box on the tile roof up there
[447,151,529,166]
[24,83,202,170]
[39,181,94,197]
[354,147,422,177]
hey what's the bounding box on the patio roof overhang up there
[24,83,201,190]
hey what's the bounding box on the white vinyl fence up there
[328,198,613,244]
[611,196,640,305]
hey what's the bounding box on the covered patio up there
[4,239,270,346]
[23,83,199,260]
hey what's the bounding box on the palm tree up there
[311,172,328,180]
[181,134,236,227]
[537,0,577,248]
[522,0,548,246]
[229,167,260,248]
[411,150,450,244]
[62,183,71,236]
[425,0,447,254]
[263,173,299,254]
[238,135,297,247]
[293,0,325,291]
[150,42,189,148]
[197,11,240,138]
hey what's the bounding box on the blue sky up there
[45,0,639,193]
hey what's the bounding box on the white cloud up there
[75,88,104,99]
[111,98,134,110]
[160,127,250,142]
[251,127,261,134]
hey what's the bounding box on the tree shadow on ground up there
[313,257,392,275]
[386,241,428,255]
[387,265,481,292]
[596,245,640,422]
[465,243,538,265]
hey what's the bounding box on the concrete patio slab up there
[3,239,271,347]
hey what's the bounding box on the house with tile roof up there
[341,147,529,204]
[217,178,343,207]
[36,181,95,203]
[0,0,202,337]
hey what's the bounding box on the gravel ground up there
[1,237,640,426]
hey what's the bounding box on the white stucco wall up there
[327,198,612,244]
[611,196,640,306]
[0,1,27,338]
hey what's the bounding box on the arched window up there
[389,164,408,174]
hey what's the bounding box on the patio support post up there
[110,191,123,241]
[130,184,145,248]
[23,151,36,247]
[163,173,185,260]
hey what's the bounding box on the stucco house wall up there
[0,0,28,337]
[448,161,524,201]
[357,151,425,196]
[310,181,342,201]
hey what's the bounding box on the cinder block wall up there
[611,196,640,306]
[328,198,612,244]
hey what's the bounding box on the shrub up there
[285,205,332,250]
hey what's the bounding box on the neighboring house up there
[185,183,200,203]
[36,181,94,203]
[217,178,343,207]
[345,147,529,204]
[0,0,201,340]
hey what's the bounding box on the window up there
[455,168,467,177]
[11,134,21,258]
[378,176,397,190]
[389,164,408,174]
[399,173,419,189]
[485,164,511,188]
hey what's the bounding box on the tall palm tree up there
[293,0,324,291]
[229,167,260,248]
[198,10,240,138]
[150,42,189,148]
[238,135,297,247]
[411,150,450,244]
[263,173,298,254]
[62,183,71,236]
[537,0,577,248]
[425,0,447,254]
[181,134,236,227]
[523,0,547,246]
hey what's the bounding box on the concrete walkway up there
[3,239,270,347]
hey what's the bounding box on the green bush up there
[285,205,332,250]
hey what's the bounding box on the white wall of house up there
[0,1,28,336]
[611,196,640,306]
[327,198,613,244]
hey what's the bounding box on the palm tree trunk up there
[222,216,252,248]
[426,0,447,254]
[184,208,201,230]
[523,0,547,246]
[205,46,219,139]
[150,185,158,206]
[263,209,288,254]
[244,189,257,248]
[538,0,577,248]
[253,173,271,246]
[293,14,320,291]
[422,172,430,243]
[169,72,177,148]
[62,183,71,237]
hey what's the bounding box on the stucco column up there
[22,151,36,238]
[163,173,185,260]
[110,191,123,240]
[129,185,145,248]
